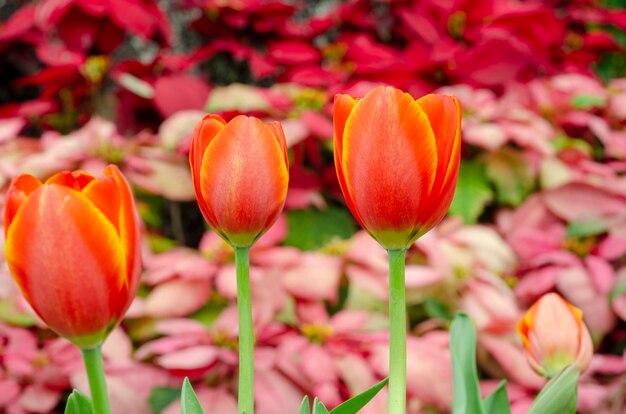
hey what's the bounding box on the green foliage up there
[284,207,357,250]
[181,378,204,414]
[450,313,485,414]
[423,298,453,322]
[449,161,493,224]
[565,220,606,238]
[298,378,388,414]
[0,300,36,326]
[149,387,180,414]
[64,389,94,414]
[571,94,606,110]
[527,366,580,414]
[483,381,511,414]
[484,149,534,206]
[330,378,388,414]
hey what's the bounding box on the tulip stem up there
[82,345,111,414]
[388,248,407,414]
[235,246,254,414]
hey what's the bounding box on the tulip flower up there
[333,86,462,251]
[333,86,461,414]
[517,293,593,378]
[189,113,289,414]
[4,165,141,414]
[189,113,289,248]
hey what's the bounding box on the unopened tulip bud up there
[517,293,593,378]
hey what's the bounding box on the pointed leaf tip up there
[64,389,94,414]
[329,378,389,414]
[181,377,204,414]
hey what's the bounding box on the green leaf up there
[571,94,606,110]
[527,365,580,414]
[329,378,388,414]
[448,161,493,224]
[565,220,607,238]
[609,280,626,302]
[118,73,155,99]
[149,387,180,414]
[312,398,330,414]
[482,380,511,414]
[423,298,453,322]
[450,313,485,414]
[284,207,357,250]
[484,149,534,206]
[299,396,311,414]
[181,378,204,414]
[0,300,36,326]
[65,389,94,414]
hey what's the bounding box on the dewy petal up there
[4,184,125,341]
[189,114,226,226]
[199,115,288,246]
[342,86,437,236]
[4,174,42,235]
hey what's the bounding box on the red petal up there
[4,175,42,235]
[190,114,226,226]
[4,184,125,344]
[46,170,95,190]
[199,116,288,246]
[265,121,289,169]
[341,86,437,245]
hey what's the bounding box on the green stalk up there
[235,246,254,414]
[388,249,407,414]
[82,346,111,414]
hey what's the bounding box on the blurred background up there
[0,0,626,413]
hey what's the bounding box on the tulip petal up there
[266,121,289,169]
[82,175,121,232]
[4,184,125,341]
[333,94,365,228]
[46,170,95,190]
[105,165,142,310]
[200,115,288,246]
[417,94,462,229]
[342,86,437,244]
[189,114,226,225]
[4,174,41,234]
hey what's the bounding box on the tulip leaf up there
[149,387,180,414]
[181,378,204,414]
[571,94,606,110]
[482,380,511,414]
[450,313,485,414]
[484,148,534,206]
[448,161,493,224]
[299,396,311,414]
[312,398,330,414]
[285,207,357,250]
[527,365,580,414]
[64,389,94,414]
[329,377,388,414]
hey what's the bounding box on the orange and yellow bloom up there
[189,114,289,247]
[4,165,141,349]
[517,293,593,377]
[333,86,462,250]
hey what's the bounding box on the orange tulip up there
[517,293,593,377]
[189,114,289,247]
[4,165,141,349]
[333,86,462,250]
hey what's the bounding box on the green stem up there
[235,246,254,414]
[81,346,111,414]
[388,249,407,414]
